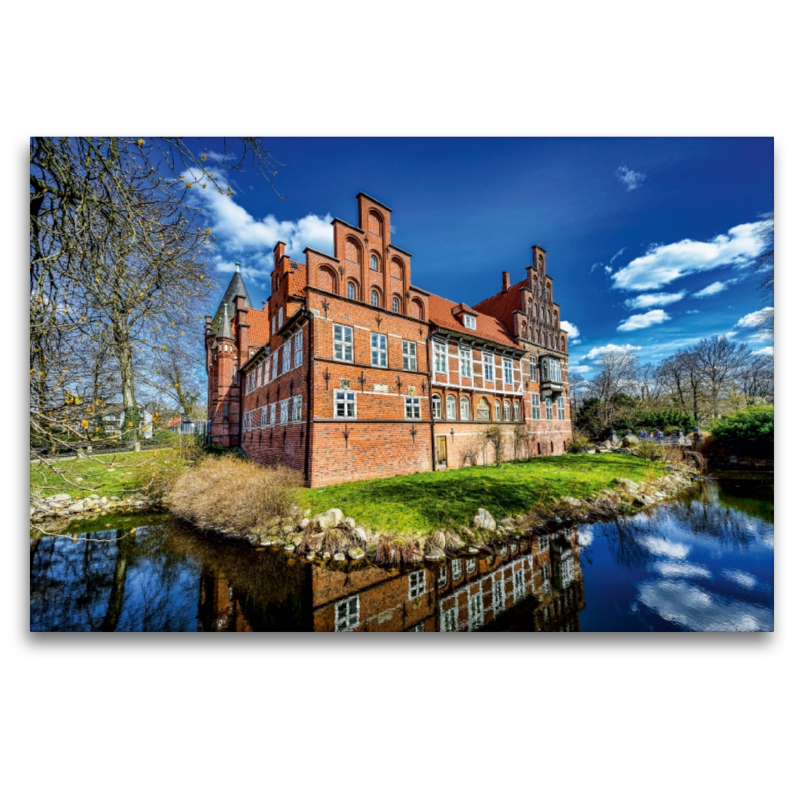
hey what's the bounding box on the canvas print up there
[30,137,774,632]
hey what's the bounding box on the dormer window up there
[463,314,476,330]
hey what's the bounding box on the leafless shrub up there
[513,424,529,460]
[167,456,303,535]
[460,435,483,467]
[567,432,591,453]
[483,424,504,465]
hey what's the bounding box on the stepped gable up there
[472,278,527,335]
[210,270,253,334]
[427,292,519,349]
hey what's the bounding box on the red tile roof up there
[427,292,520,349]
[245,307,271,347]
[472,279,527,334]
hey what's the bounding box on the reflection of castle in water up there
[189,525,584,632]
[312,528,584,632]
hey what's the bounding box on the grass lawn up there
[301,453,667,534]
[30,448,187,501]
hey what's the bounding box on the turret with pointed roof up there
[210,264,253,335]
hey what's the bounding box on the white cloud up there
[685,309,700,315]
[616,165,646,191]
[577,528,594,548]
[610,247,626,264]
[638,580,773,631]
[735,307,773,329]
[571,339,581,345]
[653,561,711,579]
[180,171,334,292]
[560,320,580,339]
[604,266,612,274]
[583,343,642,361]
[618,309,671,332]
[638,536,690,560]
[625,291,686,309]
[611,222,763,291]
[570,365,592,374]
[721,569,757,589]
[753,346,774,356]
[692,281,729,298]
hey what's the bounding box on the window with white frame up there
[407,622,425,632]
[541,358,549,382]
[467,558,476,573]
[483,352,494,382]
[545,396,553,420]
[438,565,448,588]
[513,401,520,421]
[294,329,303,368]
[335,595,359,631]
[557,395,566,421]
[551,359,562,383]
[529,357,538,382]
[272,354,278,381]
[503,358,513,385]
[333,324,353,362]
[531,392,541,420]
[402,340,417,371]
[434,341,447,374]
[513,569,525,601]
[451,559,462,580]
[446,395,456,420]
[404,396,421,420]
[292,396,302,422]
[561,552,575,586]
[503,400,511,421]
[460,397,470,420]
[371,332,387,368]
[468,592,483,629]
[408,570,426,599]
[269,403,276,425]
[441,607,458,632]
[494,400,501,420]
[539,535,549,552]
[463,314,476,330]
[431,394,442,419]
[260,407,267,427]
[370,254,379,271]
[271,316,276,335]
[459,348,472,378]
[278,307,283,328]
[492,576,506,613]
[371,290,379,307]
[282,342,291,373]
[334,390,356,419]
[392,296,400,313]
[347,281,356,300]
[280,399,289,424]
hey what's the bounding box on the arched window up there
[460,397,470,420]
[446,395,457,420]
[431,394,442,420]
[494,400,501,420]
[371,289,379,307]
[347,281,356,300]
[503,401,511,421]
[370,254,379,272]
[513,401,520,421]
[392,296,400,313]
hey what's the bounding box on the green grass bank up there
[301,453,669,534]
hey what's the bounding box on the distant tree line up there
[572,335,774,440]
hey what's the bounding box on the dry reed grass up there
[167,456,303,535]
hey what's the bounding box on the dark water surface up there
[30,476,774,632]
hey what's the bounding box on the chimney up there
[502,271,510,292]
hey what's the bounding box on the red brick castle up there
[205,193,571,486]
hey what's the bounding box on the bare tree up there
[589,350,640,404]
[753,210,774,337]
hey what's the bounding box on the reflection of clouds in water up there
[761,532,774,550]
[578,528,594,548]
[653,561,711,579]
[722,569,757,589]
[638,580,773,631]
[638,536,690,560]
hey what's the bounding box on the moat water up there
[30,475,774,632]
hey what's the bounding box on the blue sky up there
[190,137,773,377]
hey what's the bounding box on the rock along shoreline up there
[175,466,700,568]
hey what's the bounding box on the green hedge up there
[709,406,774,458]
